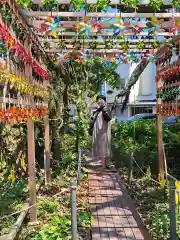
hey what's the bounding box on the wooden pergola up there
[23,0,179,191]
[1,0,179,225]
[24,0,180,56]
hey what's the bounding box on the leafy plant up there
[148,0,164,11]
[78,212,93,227]
[152,40,160,49]
[104,39,114,49]
[96,0,111,10]
[57,40,66,49]
[112,121,180,177]
[43,41,51,49]
[70,0,86,10]
[37,199,58,216]
[88,41,98,50]
[137,40,145,50]
[171,0,180,9]
[121,41,130,53]
[121,0,140,9]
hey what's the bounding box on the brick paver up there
[88,160,151,240]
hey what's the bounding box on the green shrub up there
[112,121,180,177]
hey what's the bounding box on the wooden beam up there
[44,115,51,184]
[26,11,180,18]
[31,0,172,5]
[37,31,176,37]
[0,97,47,107]
[42,43,157,49]
[46,48,152,53]
[31,19,173,29]
[39,38,169,43]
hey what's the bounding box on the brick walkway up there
[88,160,151,240]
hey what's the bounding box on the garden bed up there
[0,165,91,240]
[112,121,180,240]
[0,177,28,236]
[18,167,91,239]
[119,169,180,240]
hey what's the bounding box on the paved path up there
[88,160,151,240]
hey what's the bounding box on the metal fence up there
[70,149,82,240]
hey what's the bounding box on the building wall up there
[107,62,157,105]
[108,62,157,122]
[128,62,156,103]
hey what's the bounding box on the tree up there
[46,54,123,160]
[117,59,150,112]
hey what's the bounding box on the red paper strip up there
[0,20,49,80]
[0,107,48,123]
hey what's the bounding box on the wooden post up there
[156,62,164,179]
[169,179,176,240]
[128,153,133,185]
[157,106,164,178]
[44,115,51,184]
[27,118,37,222]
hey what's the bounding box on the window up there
[131,107,153,116]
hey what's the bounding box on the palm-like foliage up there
[117,59,150,112]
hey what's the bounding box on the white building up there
[106,62,157,122]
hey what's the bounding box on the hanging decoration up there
[76,17,94,38]
[0,71,48,98]
[0,0,47,64]
[37,16,65,38]
[111,18,142,38]
[0,107,48,123]
[156,61,180,82]
[110,17,128,38]
[127,51,139,63]
[158,88,180,102]
[0,21,49,80]
[91,18,102,33]
[146,17,164,35]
